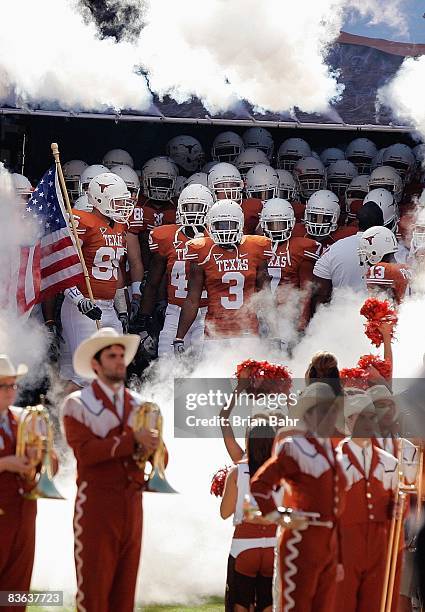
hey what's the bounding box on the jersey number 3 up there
[221,271,245,309]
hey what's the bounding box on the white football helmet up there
[234,148,269,178]
[245,164,279,201]
[110,164,140,200]
[202,161,220,174]
[320,148,345,167]
[102,149,134,169]
[411,207,425,253]
[87,172,134,223]
[142,157,178,201]
[73,194,92,212]
[211,131,244,163]
[177,184,214,227]
[345,174,370,218]
[174,175,189,197]
[207,162,244,204]
[206,200,244,246]
[260,198,295,242]
[79,164,109,195]
[358,226,398,266]
[242,127,274,160]
[363,188,398,232]
[304,190,340,237]
[276,169,298,201]
[63,160,88,201]
[368,166,403,203]
[186,172,208,187]
[11,173,33,202]
[327,160,358,197]
[294,157,327,200]
[277,138,311,171]
[166,135,204,172]
[382,143,415,182]
[345,138,377,174]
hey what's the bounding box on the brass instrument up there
[16,404,64,500]
[379,440,423,612]
[243,498,334,529]
[132,401,177,494]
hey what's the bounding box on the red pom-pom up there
[210,466,231,497]
[360,298,397,347]
[358,354,392,381]
[340,366,369,389]
[236,360,292,394]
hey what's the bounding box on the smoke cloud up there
[378,54,425,140]
[0,0,412,116]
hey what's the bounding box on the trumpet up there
[132,401,177,494]
[16,404,64,500]
[379,440,423,612]
[243,498,334,529]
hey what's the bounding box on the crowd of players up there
[9,127,425,389]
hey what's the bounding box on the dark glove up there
[45,323,61,363]
[131,313,152,333]
[139,331,157,359]
[173,338,185,356]
[129,296,141,323]
[155,300,168,320]
[119,313,129,334]
[77,298,102,320]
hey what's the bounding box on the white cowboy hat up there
[291,382,336,420]
[0,354,28,379]
[73,327,140,380]
[344,393,376,419]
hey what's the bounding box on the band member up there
[0,355,58,612]
[251,383,347,612]
[62,328,160,612]
[336,393,398,612]
[221,422,280,612]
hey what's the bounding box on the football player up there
[128,157,178,272]
[136,183,214,357]
[173,200,272,353]
[241,164,279,234]
[60,172,134,389]
[293,190,356,248]
[276,138,311,172]
[62,160,88,204]
[259,198,322,341]
[358,226,410,304]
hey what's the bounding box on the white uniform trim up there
[74,481,88,612]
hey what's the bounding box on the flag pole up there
[51,143,100,330]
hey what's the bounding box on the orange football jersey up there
[73,210,126,300]
[149,224,208,308]
[185,234,272,338]
[366,262,411,304]
[267,237,322,301]
[241,198,262,234]
[128,194,177,235]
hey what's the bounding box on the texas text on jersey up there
[365,262,411,304]
[73,209,127,299]
[128,194,177,234]
[185,234,272,338]
[149,224,208,308]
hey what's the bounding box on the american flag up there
[16,165,83,315]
